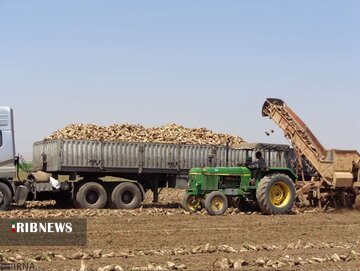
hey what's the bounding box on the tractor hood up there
[189,167,251,176]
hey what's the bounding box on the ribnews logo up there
[0,219,87,246]
[11,221,73,233]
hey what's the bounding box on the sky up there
[0,1,359,155]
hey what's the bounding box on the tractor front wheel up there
[182,194,203,212]
[256,174,295,215]
[205,191,228,216]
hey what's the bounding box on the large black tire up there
[111,182,142,209]
[0,183,12,211]
[204,191,228,216]
[75,182,107,209]
[256,174,296,215]
[182,194,203,212]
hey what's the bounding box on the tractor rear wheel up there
[182,194,203,212]
[205,191,228,216]
[256,174,295,215]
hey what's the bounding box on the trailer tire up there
[256,174,295,215]
[111,182,142,209]
[75,182,107,209]
[204,191,228,216]
[0,183,12,211]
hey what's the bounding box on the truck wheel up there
[111,182,142,209]
[204,191,228,216]
[182,194,203,212]
[0,183,12,211]
[256,174,295,215]
[75,182,107,209]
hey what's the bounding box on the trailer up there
[30,139,294,208]
[0,105,302,210]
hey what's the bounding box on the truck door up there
[0,107,16,179]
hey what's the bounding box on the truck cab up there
[0,106,16,209]
[0,107,16,179]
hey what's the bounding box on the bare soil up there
[1,189,360,271]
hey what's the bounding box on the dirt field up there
[1,189,360,271]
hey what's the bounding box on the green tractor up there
[182,164,297,215]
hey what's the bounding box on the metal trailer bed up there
[33,140,293,174]
[33,139,296,181]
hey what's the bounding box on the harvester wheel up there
[205,191,228,216]
[256,174,295,215]
[111,182,142,209]
[182,194,203,212]
[0,183,12,211]
[75,182,107,209]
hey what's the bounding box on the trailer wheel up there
[182,194,203,212]
[75,182,107,209]
[256,174,295,215]
[0,183,12,211]
[111,182,142,209]
[204,191,228,216]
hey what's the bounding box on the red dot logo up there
[11,221,16,233]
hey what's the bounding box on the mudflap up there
[14,185,29,206]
